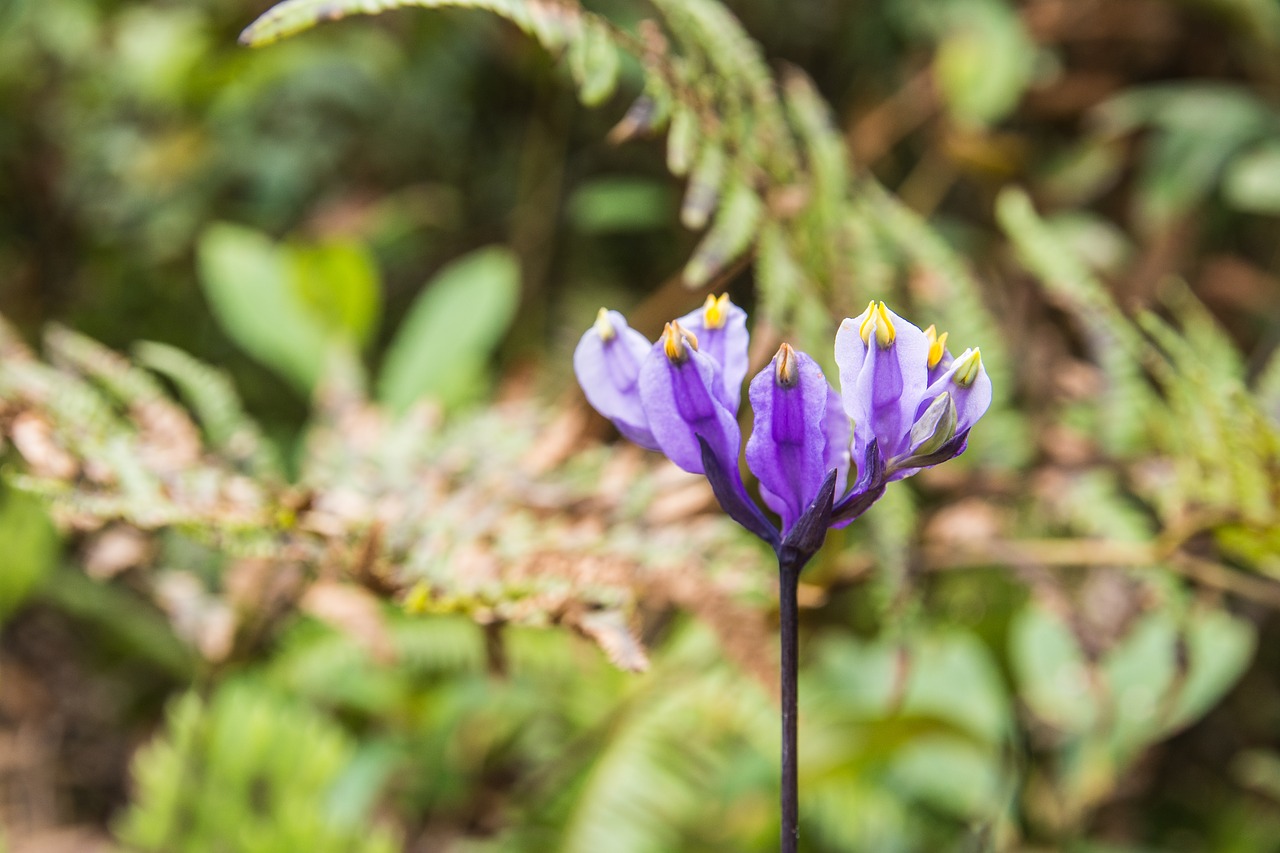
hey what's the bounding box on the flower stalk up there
[778,550,803,853]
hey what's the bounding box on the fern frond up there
[1257,345,1280,419]
[996,187,1149,454]
[241,0,576,50]
[134,341,282,478]
[44,323,170,407]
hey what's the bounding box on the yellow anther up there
[662,323,683,361]
[860,302,901,348]
[951,348,983,387]
[594,307,616,342]
[857,302,896,348]
[702,293,731,329]
[875,303,896,348]
[857,300,877,344]
[775,343,797,386]
[662,321,698,362]
[924,324,948,369]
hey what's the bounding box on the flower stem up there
[778,555,802,853]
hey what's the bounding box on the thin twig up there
[920,538,1280,610]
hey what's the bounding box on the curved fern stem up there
[778,554,802,853]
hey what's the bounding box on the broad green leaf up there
[810,630,1010,743]
[1135,130,1239,232]
[0,486,59,621]
[886,736,1002,819]
[1013,600,1255,756]
[1224,142,1280,213]
[934,0,1038,127]
[1010,603,1097,734]
[377,246,520,413]
[289,240,382,346]
[1094,83,1274,139]
[900,630,1011,744]
[568,18,620,107]
[197,223,331,392]
[198,224,382,393]
[1167,606,1255,731]
[1102,611,1178,752]
[567,178,674,233]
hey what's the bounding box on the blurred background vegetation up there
[2,0,1280,849]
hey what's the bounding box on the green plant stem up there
[778,554,802,853]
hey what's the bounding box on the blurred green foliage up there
[2,0,1280,850]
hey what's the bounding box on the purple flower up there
[575,296,991,564]
[835,301,991,483]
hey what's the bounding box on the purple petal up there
[830,440,887,528]
[574,309,658,449]
[745,345,834,535]
[677,294,749,413]
[834,304,872,419]
[822,386,851,502]
[638,324,743,478]
[697,436,780,548]
[843,303,931,461]
[887,429,970,481]
[778,468,838,569]
[921,347,992,435]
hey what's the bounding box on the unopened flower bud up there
[906,391,957,458]
[774,343,797,387]
[702,293,731,329]
[594,307,616,342]
[950,348,982,388]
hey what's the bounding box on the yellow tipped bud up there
[775,343,797,386]
[702,293,731,329]
[857,300,877,344]
[594,307,616,342]
[924,324,948,369]
[662,323,683,361]
[874,303,896,348]
[662,321,698,362]
[858,301,897,349]
[951,348,983,387]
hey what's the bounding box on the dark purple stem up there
[778,553,802,853]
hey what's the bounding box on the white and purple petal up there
[677,294,750,414]
[845,303,932,461]
[573,309,659,449]
[639,327,777,545]
[638,330,743,477]
[745,345,833,535]
[822,386,852,501]
[921,347,992,436]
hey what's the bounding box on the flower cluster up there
[574,295,991,564]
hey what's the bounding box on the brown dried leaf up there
[133,399,203,473]
[300,581,395,663]
[10,413,78,480]
[522,405,590,475]
[83,525,151,579]
[645,472,717,525]
[923,498,1006,547]
[573,609,649,673]
[154,572,236,662]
